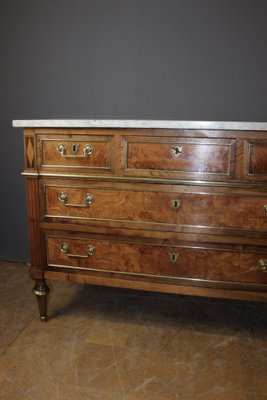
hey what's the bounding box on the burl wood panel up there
[44,183,267,231]
[40,137,111,169]
[125,137,235,177]
[47,236,267,285]
[247,141,267,175]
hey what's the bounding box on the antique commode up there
[13,119,267,321]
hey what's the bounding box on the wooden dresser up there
[13,119,267,321]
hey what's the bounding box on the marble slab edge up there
[12,119,267,131]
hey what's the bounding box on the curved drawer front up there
[46,236,267,285]
[44,183,267,231]
[123,136,236,180]
[39,135,112,171]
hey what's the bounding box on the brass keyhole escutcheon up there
[171,199,182,210]
[172,146,183,158]
[169,253,179,263]
[71,144,79,155]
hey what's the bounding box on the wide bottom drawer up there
[46,235,267,285]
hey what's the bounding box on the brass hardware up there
[60,242,96,258]
[57,143,94,157]
[87,245,96,256]
[57,192,94,207]
[57,143,66,155]
[258,259,267,272]
[169,253,179,263]
[61,242,70,253]
[264,205,267,214]
[32,283,50,297]
[172,146,183,158]
[85,194,94,204]
[58,192,67,202]
[71,144,79,155]
[171,199,182,210]
[84,144,94,155]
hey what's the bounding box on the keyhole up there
[71,144,79,154]
[169,253,179,263]
[172,146,183,158]
[171,199,182,210]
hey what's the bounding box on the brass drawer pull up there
[169,252,179,263]
[171,199,182,210]
[57,143,94,157]
[172,146,183,158]
[58,192,94,207]
[258,259,267,272]
[264,205,267,214]
[60,243,96,258]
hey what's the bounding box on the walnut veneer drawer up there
[47,235,267,285]
[43,182,267,232]
[39,135,112,171]
[123,136,236,180]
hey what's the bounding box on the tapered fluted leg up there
[32,280,50,322]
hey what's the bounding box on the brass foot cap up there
[40,316,47,322]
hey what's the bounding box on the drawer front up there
[123,136,236,180]
[44,183,267,231]
[47,236,267,285]
[245,140,267,179]
[39,136,112,171]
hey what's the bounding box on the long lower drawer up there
[46,235,267,285]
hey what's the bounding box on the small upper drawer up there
[245,140,267,179]
[123,136,236,181]
[39,135,112,172]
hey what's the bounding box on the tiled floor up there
[0,261,267,399]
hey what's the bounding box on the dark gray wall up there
[1,0,267,262]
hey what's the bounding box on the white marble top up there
[12,119,267,130]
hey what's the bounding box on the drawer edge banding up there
[47,263,267,289]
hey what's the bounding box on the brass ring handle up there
[172,146,183,158]
[60,243,96,258]
[57,143,94,157]
[258,259,267,272]
[58,192,94,207]
[263,205,267,214]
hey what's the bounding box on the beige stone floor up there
[0,261,267,400]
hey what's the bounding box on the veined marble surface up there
[12,119,267,130]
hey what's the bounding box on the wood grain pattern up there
[46,235,267,285]
[43,182,267,231]
[247,140,267,175]
[40,137,111,169]
[25,177,46,276]
[20,126,267,321]
[125,137,236,180]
